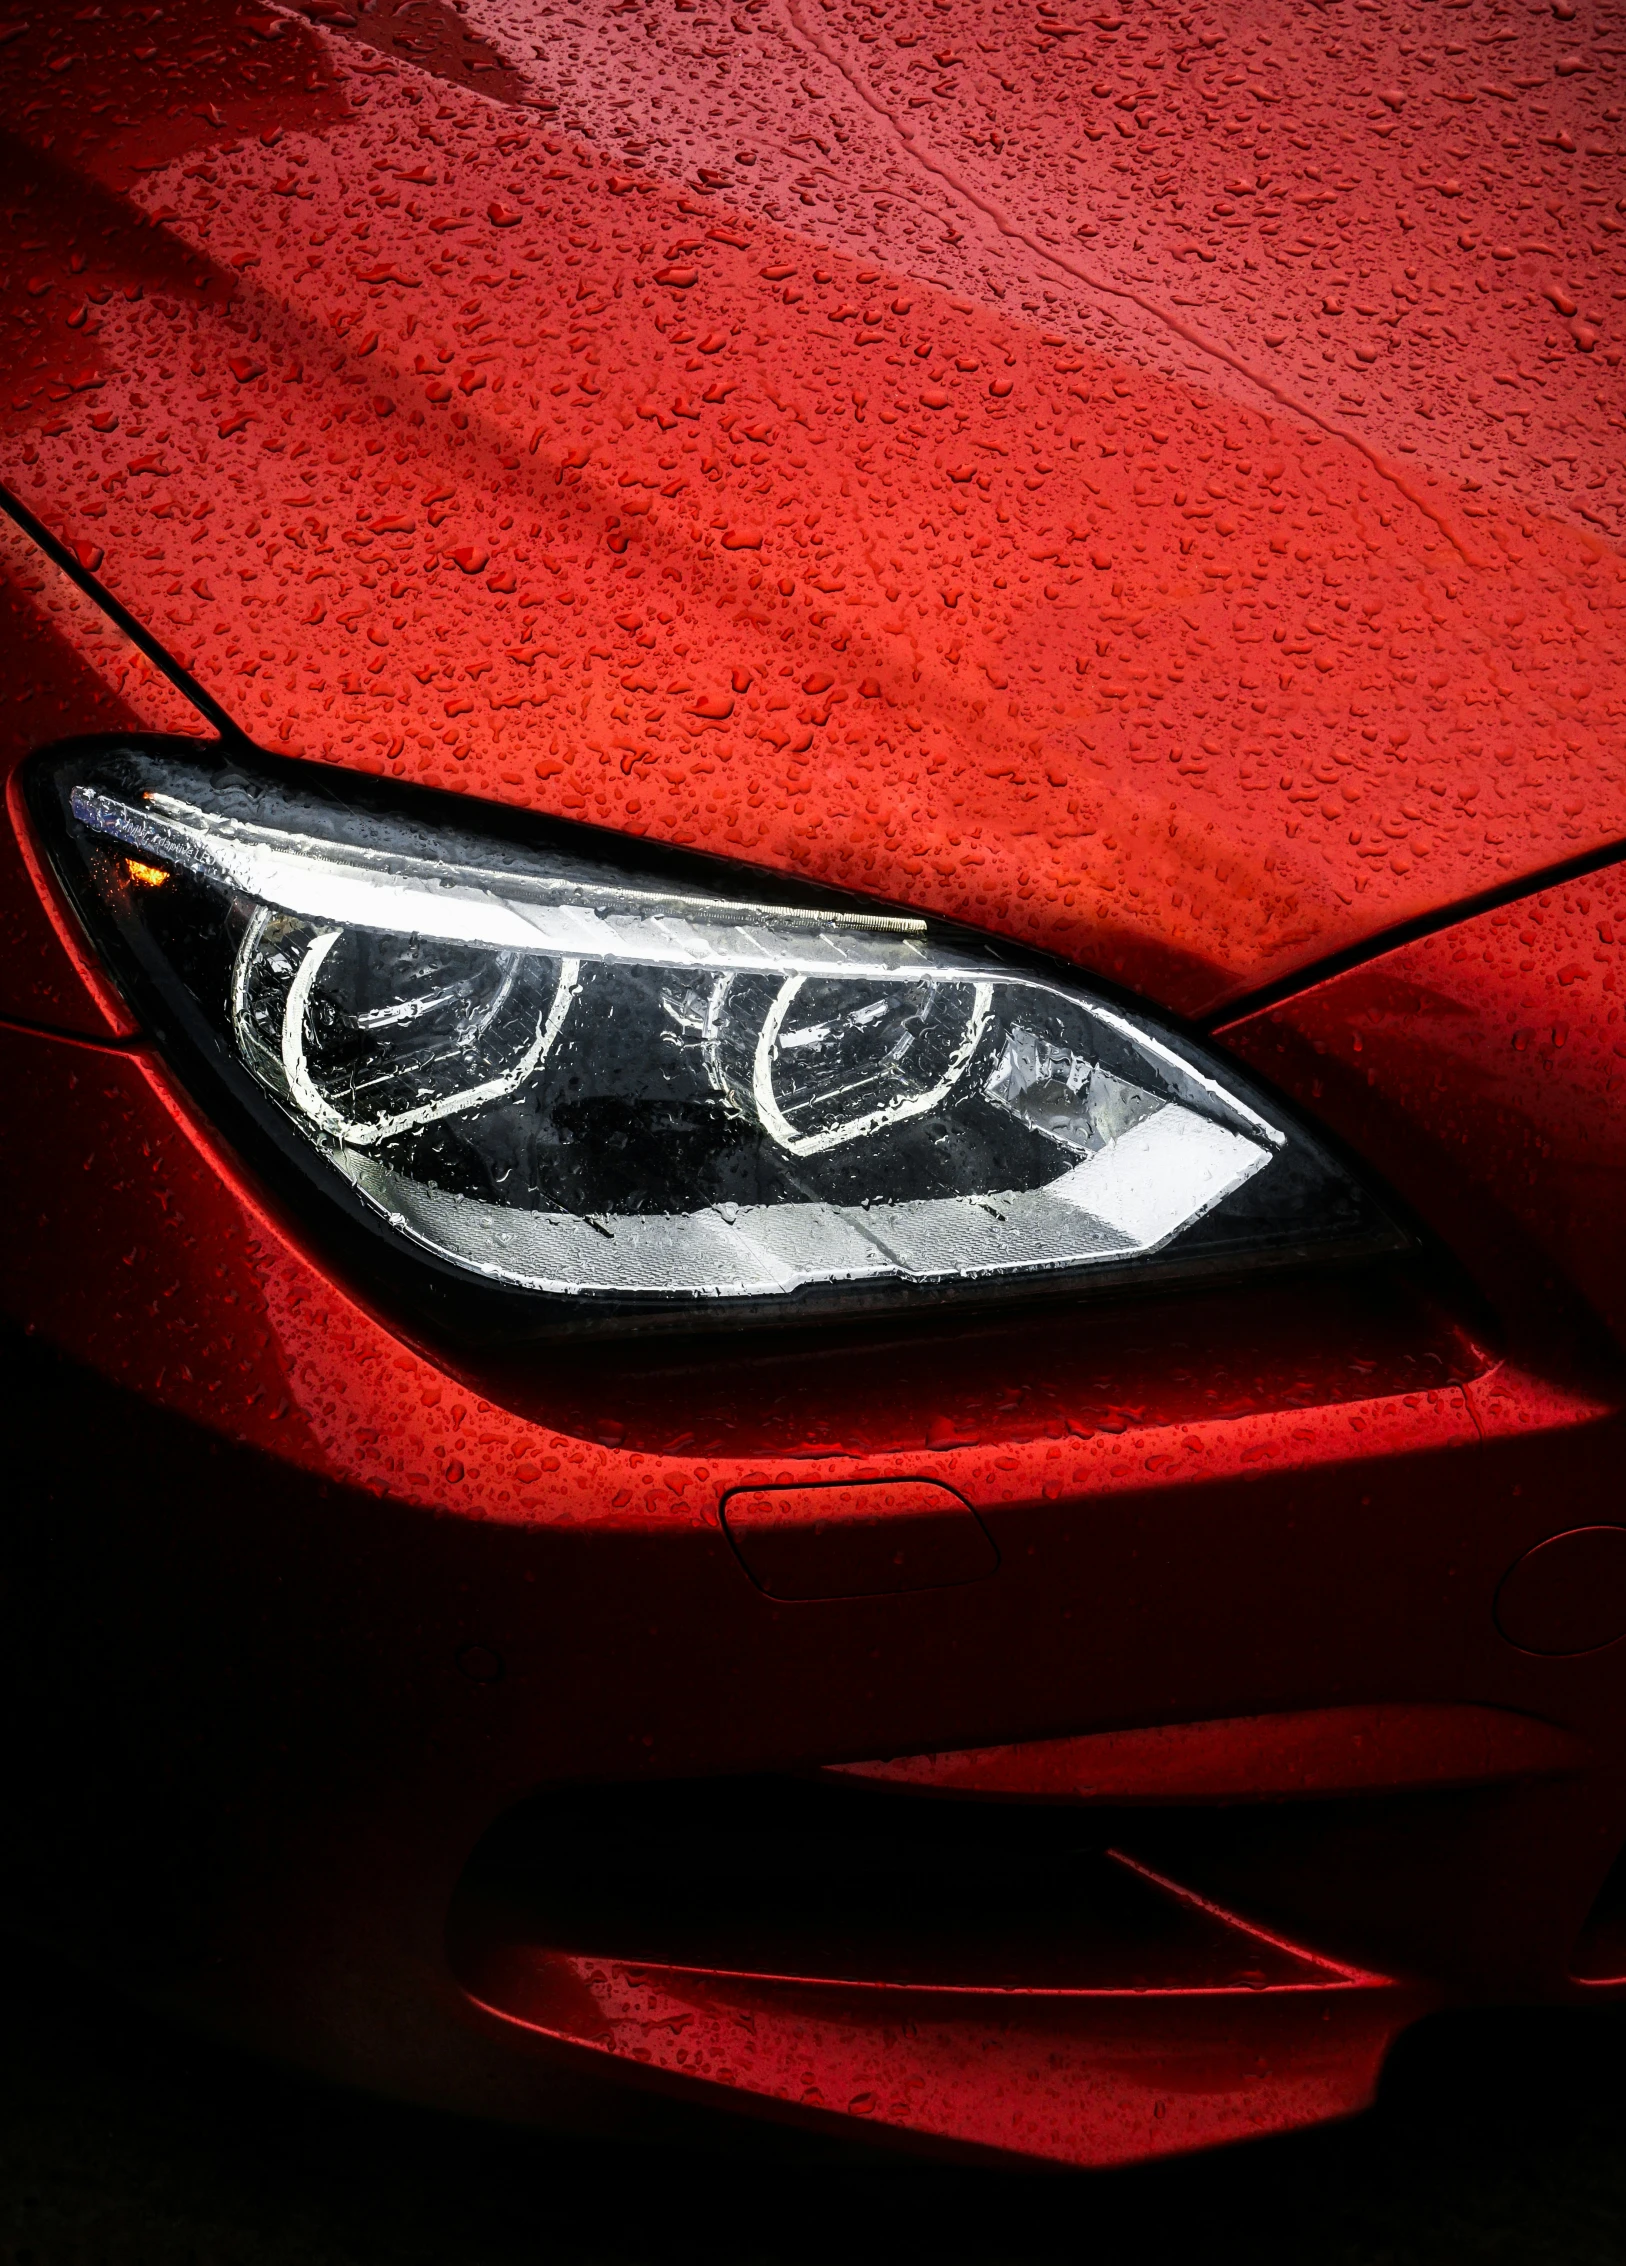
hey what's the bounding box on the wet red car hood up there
[1,0,1622,1018]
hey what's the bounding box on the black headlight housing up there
[26,736,1406,1341]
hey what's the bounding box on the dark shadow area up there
[2,1943,1626,2263]
[452,1770,1330,1992]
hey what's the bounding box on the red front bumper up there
[6,835,1626,2168]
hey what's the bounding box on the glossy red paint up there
[0,550,189,1035]
[451,1872,1423,2170]
[1,0,1626,2177]
[1,1,1624,1020]
[822,1703,1592,1803]
[1222,860,1626,1334]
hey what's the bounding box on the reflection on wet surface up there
[2,1,1624,1018]
[2,1944,1625,2265]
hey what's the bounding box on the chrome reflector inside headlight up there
[34,742,1402,1322]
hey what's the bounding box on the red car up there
[1,0,1624,2172]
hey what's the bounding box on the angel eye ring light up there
[32,741,1402,1325]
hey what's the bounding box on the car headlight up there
[30,741,1402,1327]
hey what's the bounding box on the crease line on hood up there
[1206,827,1626,1033]
[0,477,240,745]
[778,0,1493,574]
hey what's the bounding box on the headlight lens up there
[33,742,1401,1323]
